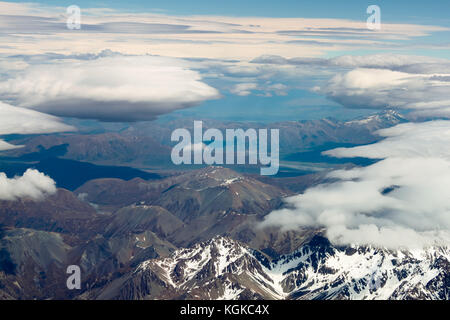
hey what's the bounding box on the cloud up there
[0,169,57,201]
[251,53,450,75]
[0,101,74,151]
[315,68,450,117]
[0,102,64,201]
[261,120,450,249]
[0,1,447,60]
[229,82,288,97]
[328,54,450,73]
[230,83,258,96]
[183,142,209,154]
[0,16,222,35]
[266,83,288,96]
[251,55,329,66]
[325,121,450,159]
[0,55,220,122]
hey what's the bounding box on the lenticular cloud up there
[0,101,74,151]
[261,120,450,249]
[0,55,220,122]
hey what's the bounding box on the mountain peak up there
[345,109,407,127]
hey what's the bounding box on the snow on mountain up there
[345,110,408,129]
[269,236,449,300]
[135,236,281,300]
[96,235,449,300]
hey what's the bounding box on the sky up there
[7,0,450,24]
[0,1,450,248]
[2,0,449,121]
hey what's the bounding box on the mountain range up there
[2,110,408,169]
[81,235,450,300]
[0,111,447,300]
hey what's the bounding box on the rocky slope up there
[0,189,100,238]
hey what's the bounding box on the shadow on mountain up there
[0,225,16,276]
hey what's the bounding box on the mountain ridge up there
[87,235,449,300]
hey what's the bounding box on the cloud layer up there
[0,169,57,201]
[261,121,450,249]
[252,54,450,73]
[0,2,447,60]
[0,55,220,122]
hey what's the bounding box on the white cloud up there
[261,120,450,249]
[183,142,209,153]
[0,1,447,60]
[229,82,288,97]
[266,83,288,96]
[0,169,57,201]
[230,83,258,96]
[0,101,74,151]
[0,55,220,122]
[325,121,450,159]
[329,54,450,73]
[316,68,450,117]
[252,53,450,74]
[0,102,64,201]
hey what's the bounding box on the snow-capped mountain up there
[345,109,408,130]
[270,236,449,300]
[92,235,449,300]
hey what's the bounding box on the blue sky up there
[10,0,450,25]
